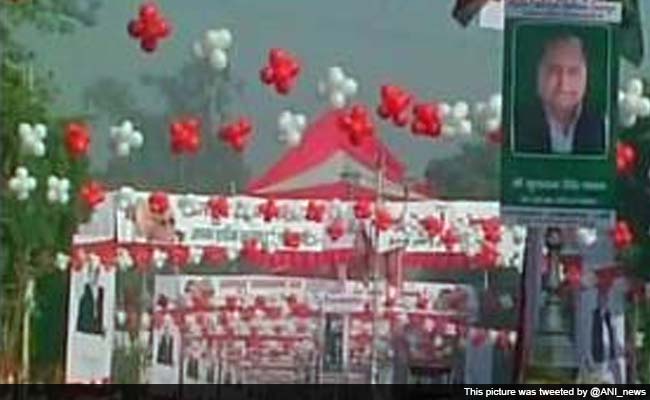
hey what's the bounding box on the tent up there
[247,109,433,200]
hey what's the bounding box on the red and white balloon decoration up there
[219,117,253,152]
[317,66,359,109]
[339,105,375,146]
[193,28,233,71]
[170,117,201,155]
[377,84,412,127]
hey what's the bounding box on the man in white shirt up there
[515,34,605,155]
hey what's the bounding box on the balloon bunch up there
[65,122,91,158]
[377,84,412,127]
[127,2,172,53]
[18,123,47,157]
[110,120,144,157]
[193,28,233,71]
[339,105,375,146]
[439,101,472,138]
[619,79,650,128]
[219,117,253,152]
[611,220,634,250]
[472,94,502,140]
[277,111,307,147]
[170,117,201,155]
[260,48,301,95]
[411,103,443,138]
[80,181,106,209]
[8,167,37,201]
[616,141,638,175]
[47,175,71,205]
[317,66,359,109]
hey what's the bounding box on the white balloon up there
[116,142,131,157]
[47,190,58,203]
[577,227,597,247]
[121,120,134,133]
[457,120,473,136]
[328,66,346,85]
[329,91,347,108]
[278,111,293,129]
[637,97,650,117]
[618,91,626,104]
[488,94,502,114]
[34,124,47,139]
[18,123,32,138]
[452,102,469,120]
[438,102,451,117]
[295,114,307,130]
[627,79,644,97]
[192,41,205,59]
[215,29,233,49]
[33,142,45,157]
[284,131,302,147]
[485,117,501,133]
[130,131,144,148]
[621,112,637,128]
[342,78,358,96]
[441,124,457,137]
[209,49,228,70]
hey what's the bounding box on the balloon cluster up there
[8,167,37,201]
[18,123,47,157]
[339,105,375,146]
[612,220,634,250]
[472,94,502,140]
[80,181,106,209]
[411,103,443,138]
[619,79,650,128]
[377,84,412,127]
[317,66,359,109]
[219,117,253,152]
[260,48,301,95]
[616,141,638,175]
[148,191,170,215]
[47,175,71,205]
[170,117,201,155]
[65,122,91,158]
[193,28,233,71]
[110,120,144,157]
[277,111,307,147]
[127,2,172,53]
[439,101,472,138]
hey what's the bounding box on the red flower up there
[305,200,326,223]
[259,48,301,95]
[208,197,229,220]
[65,122,91,158]
[339,105,375,146]
[377,84,412,127]
[148,191,170,215]
[80,181,105,209]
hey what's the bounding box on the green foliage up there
[424,141,500,200]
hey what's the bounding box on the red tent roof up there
[247,109,432,200]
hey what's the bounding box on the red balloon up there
[327,219,346,242]
[148,191,170,215]
[440,228,459,250]
[420,216,444,239]
[219,117,253,152]
[170,117,201,154]
[208,197,229,220]
[80,181,105,209]
[616,142,638,175]
[127,20,144,37]
[612,219,634,250]
[65,122,91,158]
[140,37,158,52]
[139,2,159,19]
[260,48,300,95]
[283,230,301,248]
[339,105,374,146]
[411,103,442,138]
[374,207,393,231]
[377,84,412,127]
[305,201,326,223]
[258,198,279,222]
[353,198,372,220]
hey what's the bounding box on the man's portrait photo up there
[512,25,611,156]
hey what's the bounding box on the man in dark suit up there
[515,34,605,155]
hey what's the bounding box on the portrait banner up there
[501,0,621,228]
[65,264,116,383]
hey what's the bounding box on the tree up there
[86,59,250,193]
[0,0,103,383]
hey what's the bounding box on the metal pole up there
[370,153,385,384]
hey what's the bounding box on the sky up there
[18,0,650,181]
